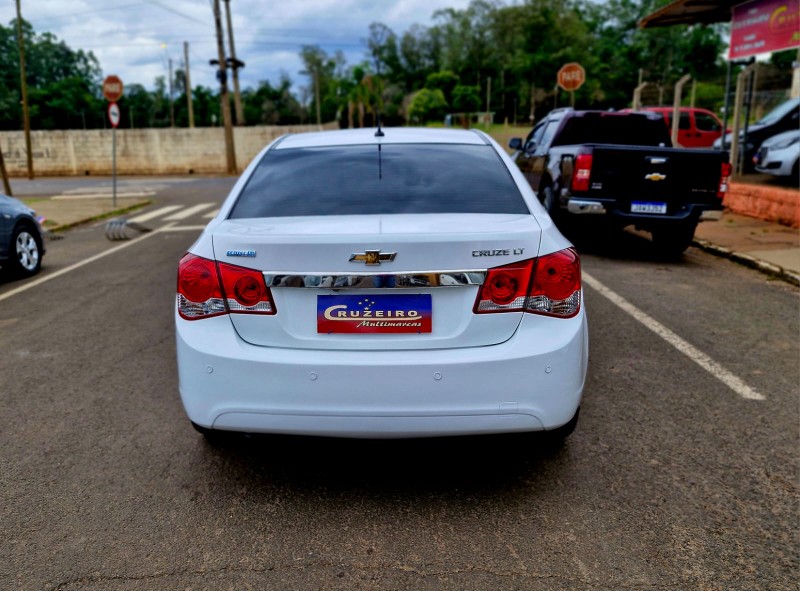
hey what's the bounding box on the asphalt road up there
[1,178,797,591]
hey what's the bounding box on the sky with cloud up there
[1,0,472,93]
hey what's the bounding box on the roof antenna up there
[374,63,384,137]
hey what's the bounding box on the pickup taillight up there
[718,162,732,199]
[571,154,593,192]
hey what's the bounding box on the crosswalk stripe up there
[204,209,220,219]
[128,205,182,223]
[163,203,216,221]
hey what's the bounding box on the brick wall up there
[725,182,800,228]
[0,123,337,177]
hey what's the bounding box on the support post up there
[671,74,691,146]
[730,62,757,176]
[0,145,12,196]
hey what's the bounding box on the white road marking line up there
[52,191,155,200]
[203,209,220,218]
[0,224,175,303]
[161,225,207,232]
[128,205,182,223]
[582,271,765,401]
[163,203,216,221]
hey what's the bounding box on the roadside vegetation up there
[0,0,796,131]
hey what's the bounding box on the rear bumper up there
[562,196,722,225]
[176,305,588,438]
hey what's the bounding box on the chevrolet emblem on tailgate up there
[349,249,397,265]
[645,173,667,182]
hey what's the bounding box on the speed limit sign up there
[108,102,121,128]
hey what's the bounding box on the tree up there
[408,88,447,123]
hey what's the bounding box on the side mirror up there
[508,137,523,151]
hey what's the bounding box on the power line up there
[142,0,209,26]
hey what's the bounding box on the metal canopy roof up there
[639,0,739,28]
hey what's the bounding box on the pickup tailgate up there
[581,145,724,214]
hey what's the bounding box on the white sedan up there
[754,130,800,179]
[176,128,588,441]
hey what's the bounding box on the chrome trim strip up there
[263,270,488,288]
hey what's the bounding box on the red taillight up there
[177,254,226,320]
[718,161,732,199]
[571,153,593,192]
[474,249,581,318]
[526,248,581,318]
[177,254,275,320]
[474,259,534,313]
[218,261,275,314]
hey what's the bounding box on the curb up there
[692,238,800,287]
[47,200,152,234]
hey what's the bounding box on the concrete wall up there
[0,123,337,177]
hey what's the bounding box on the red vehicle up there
[635,107,724,148]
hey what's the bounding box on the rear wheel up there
[9,224,42,278]
[651,222,697,259]
[191,421,236,445]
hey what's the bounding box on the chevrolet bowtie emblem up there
[645,173,667,182]
[349,249,397,265]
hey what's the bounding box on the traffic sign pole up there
[112,125,117,208]
[107,101,121,208]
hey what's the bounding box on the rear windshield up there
[229,143,529,218]
[552,113,672,147]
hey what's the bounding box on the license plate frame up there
[631,201,668,214]
[317,294,432,334]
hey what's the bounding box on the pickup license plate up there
[317,294,432,334]
[631,201,667,214]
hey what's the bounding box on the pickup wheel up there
[651,222,697,258]
[539,185,561,223]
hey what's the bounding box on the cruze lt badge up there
[645,173,667,182]
[473,248,524,257]
[349,249,396,265]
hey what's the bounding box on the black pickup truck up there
[509,109,731,256]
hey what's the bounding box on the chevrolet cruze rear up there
[176,128,588,439]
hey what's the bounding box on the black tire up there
[8,223,43,278]
[191,421,235,445]
[546,407,579,439]
[651,222,697,259]
[539,185,558,217]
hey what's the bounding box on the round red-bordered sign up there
[557,63,585,92]
[102,75,124,102]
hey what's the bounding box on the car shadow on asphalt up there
[191,431,576,498]
[560,222,696,264]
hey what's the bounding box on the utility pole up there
[222,0,245,126]
[212,0,236,173]
[184,41,195,128]
[16,0,33,180]
[168,58,175,128]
